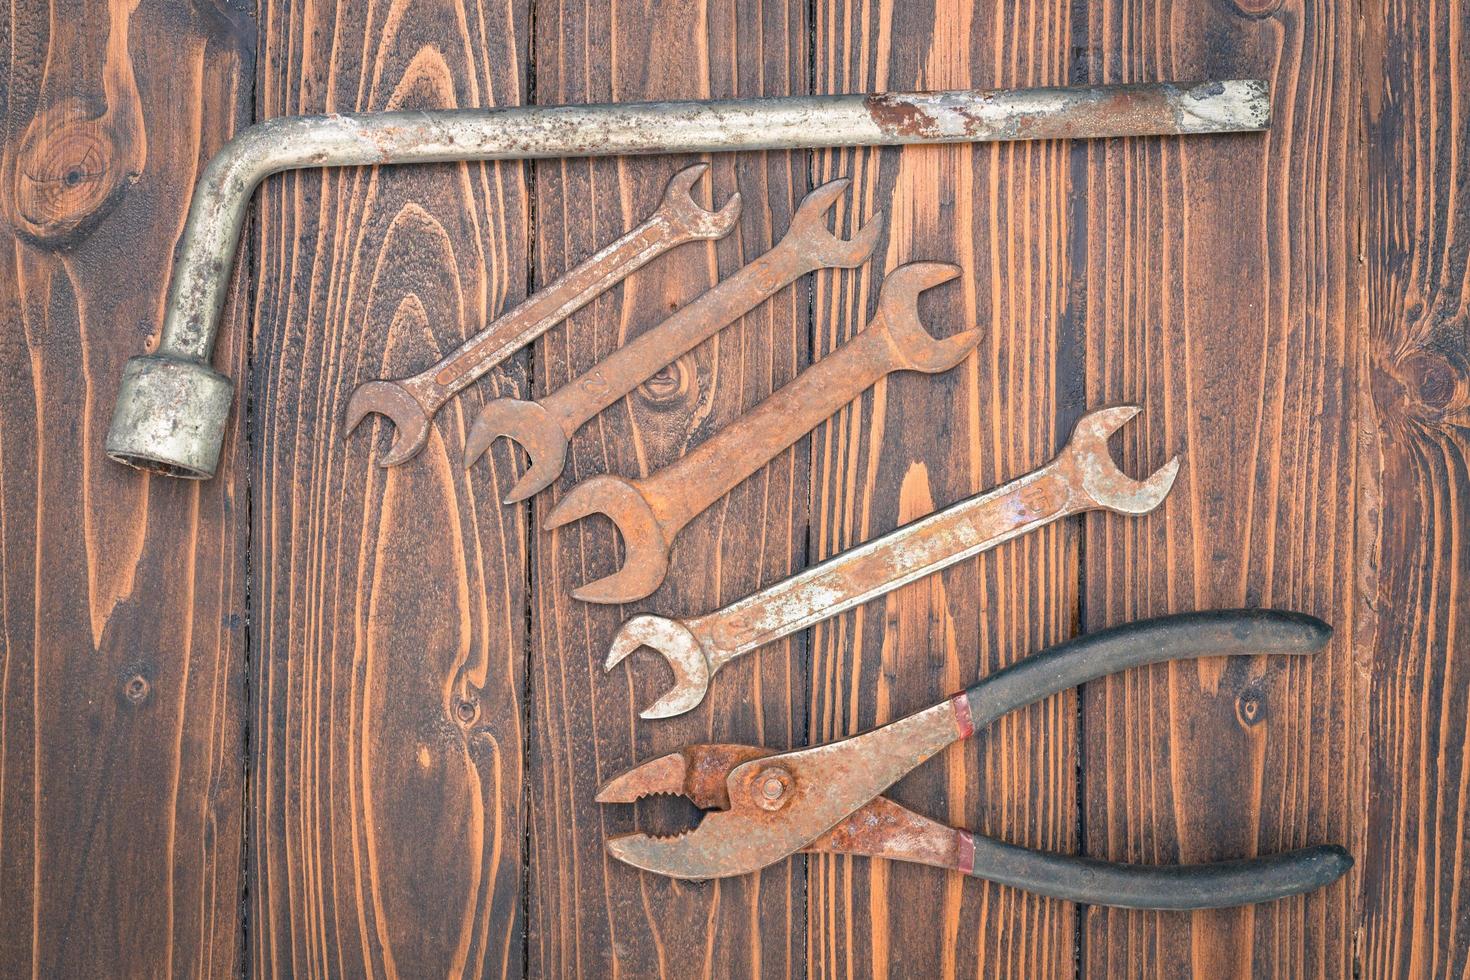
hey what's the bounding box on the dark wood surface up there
[2,1,1467,977]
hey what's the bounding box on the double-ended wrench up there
[104,81,1269,480]
[345,164,740,466]
[463,177,882,500]
[545,262,981,604]
[607,405,1179,717]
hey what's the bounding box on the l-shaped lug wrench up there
[104,80,1269,480]
[345,163,739,466]
[607,405,1178,718]
[545,261,980,604]
[463,177,882,500]
[597,608,1352,908]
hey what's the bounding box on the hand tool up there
[104,80,1270,480]
[463,177,883,500]
[544,262,980,604]
[597,609,1353,907]
[343,163,740,466]
[606,405,1179,717]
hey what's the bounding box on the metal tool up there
[104,80,1270,480]
[463,178,882,500]
[606,405,1179,717]
[343,163,739,466]
[545,262,980,604]
[597,608,1352,907]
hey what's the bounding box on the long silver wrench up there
[605,405,1180,718]
[343,163,740,466]
[544,262,980,604]
[462,178,883,501]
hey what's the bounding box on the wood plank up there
[806,2,1080,976]
[0,0,253,975]
[525,2,808,975]
[1076,2,1362,975]
[1358,0,1470,973]
[249,1,530,975]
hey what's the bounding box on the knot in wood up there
[11,101,136,245]
[636,355,696,409]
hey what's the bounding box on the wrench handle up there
[642,321,901,534]
[404,208,706,412]
[543,238,820,432]
[694,460,1077,671]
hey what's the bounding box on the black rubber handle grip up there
[965,609,1330,728]
[968,836,1353,910]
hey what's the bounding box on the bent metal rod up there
[105,80,1270,480]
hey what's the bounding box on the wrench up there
[463,178,884,501]
[344,163,741,466]
[544,261,981,604]
[606,405,1180,718]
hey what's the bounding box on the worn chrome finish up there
[545,262,980,604]
[464,177,882,500]
[105,80,1269,479]
[607,405,1179,718]
[345,163,740,466]
[598,610,1353,910]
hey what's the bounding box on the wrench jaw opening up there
[343,380,433,468]
[660,163,743,239]
[604,615,713,719]
[463,397,571,502]
[873,263,983,373]
[1064,405,1181,515]
[788,178,887,267]
[544,475,672,603]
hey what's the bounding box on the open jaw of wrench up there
[544,261,981,604]
[606,405,1179,718]
[463,178,884,502]
[342,163,740,467]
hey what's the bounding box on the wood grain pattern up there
[1076,1,1362,976]
[1359,0,1470,973]
[806,3,1080,977]
[0,0,253,976]
[525,3,809,976]
[249,1,530,975]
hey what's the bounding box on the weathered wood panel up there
[249,1,530,975]
[0,0,253,976]
[1077,1,1362,976]
[525,2,809,976]
[1359,0,1470,974]
[806,2,1080,977]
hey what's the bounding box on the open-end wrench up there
[545,261,981,604]
[463,178,884,501]
[344,163,741,466]
[605,405,1180,717]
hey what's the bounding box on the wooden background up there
[1,0,1465,976]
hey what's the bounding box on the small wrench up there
[606,405,1180,717]
[463,178,884,501]
[344,163,741,466]
[545,262,981,604]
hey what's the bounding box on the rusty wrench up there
[343,163,740,466]
[463,178,883,501]
[544,262,980,604]
[606,405,1180,717]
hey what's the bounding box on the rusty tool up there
[343,163,739,466]
[104,80,1269,480]
[606,405,1179,717]
[463,178,883,500]
[545,262,980,604]
[597,609,1353,906]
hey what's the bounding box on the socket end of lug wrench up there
[544,474,671,603]
[344,380,433,467]
[605,615,712,719]
[106,354,234,479]
[464,397,570,503]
